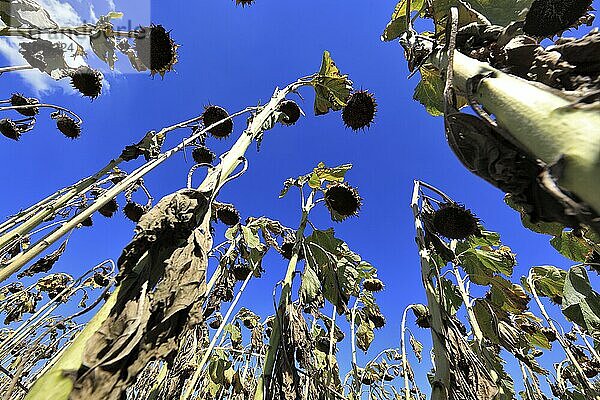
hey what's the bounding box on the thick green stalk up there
[254,204,310,400]
[431,50,600,214]
[410,181,450,400]
[25,80,308,400]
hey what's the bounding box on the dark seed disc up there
[524,0,593,37]
[202,105,233,138]
[279,100,301,125]
[342,90,377,131]
[431,203,480,240]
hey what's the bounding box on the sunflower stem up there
[429,48,600,216]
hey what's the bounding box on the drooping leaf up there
[489,276,530,314]
[381,0,426,41]
[17,241,67,278]
[241,225,261,249]
[409,333,423,362]
[474,299,500,344]
[120,131,166,161]
[299,264,321,306]
[223,323,243,348]
[90,15,120,70]
[355,315,375,352]
[562,265,600,336]
[504,194,565,236]
[0,0,58,29]
[414,65,445,116]
[19,39,70,79]
[440,277,463,315]
[312,51,352,115]
[523,265,566,302]
[551,230,591,263]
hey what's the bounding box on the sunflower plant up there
[382,0,600,230]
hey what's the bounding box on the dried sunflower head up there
[231,264,252,281]
[54,114,81,139]
[367,308,386,329]
[524,0,593,37]
[123,202,147,223]
[280,233,304,260]
[411,304,431,328]
[235,0,255,6]
[192,145,216,164]
[69,66,103,99]
[135,24,178,76]
[202,105,233,138]
[209,313,223,329]
[324,182,362,221]
[342,90,377,131]
[98,198,119,218]
[10,93,39,116]
[80,216,93,227]
[363,278,384,292]
[214,203,240,226]
[279,100,301,125]
[0,119,21,141]
[431,203,480,240]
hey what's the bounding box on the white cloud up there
[36,0,82,26]
[107,0,116,11]
[89,4,98,22]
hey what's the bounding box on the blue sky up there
[1,0,598,395]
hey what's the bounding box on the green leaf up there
[309,162,352,188]
[524,265,566,301]
[460,247,515,285]
[489,276,530,314]
[474,299,500,344]
[562,266,600,336]
[414,66,445,117]
[440,277,463,315]
[241,225,260,249]
[299,265,321,306]
[223,323,242,347]
[467,0,533,25]
[468,230,501,247]
[551,230,591,262]
[304,229,361,312]
[381,0,426,41]
[504,194,565,236]
[312,51,352,115]
[526,330,551,350]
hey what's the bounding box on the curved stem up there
[0,65,34,75]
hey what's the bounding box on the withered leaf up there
[18,241,67,278]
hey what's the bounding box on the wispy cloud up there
[0,0,88,94]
